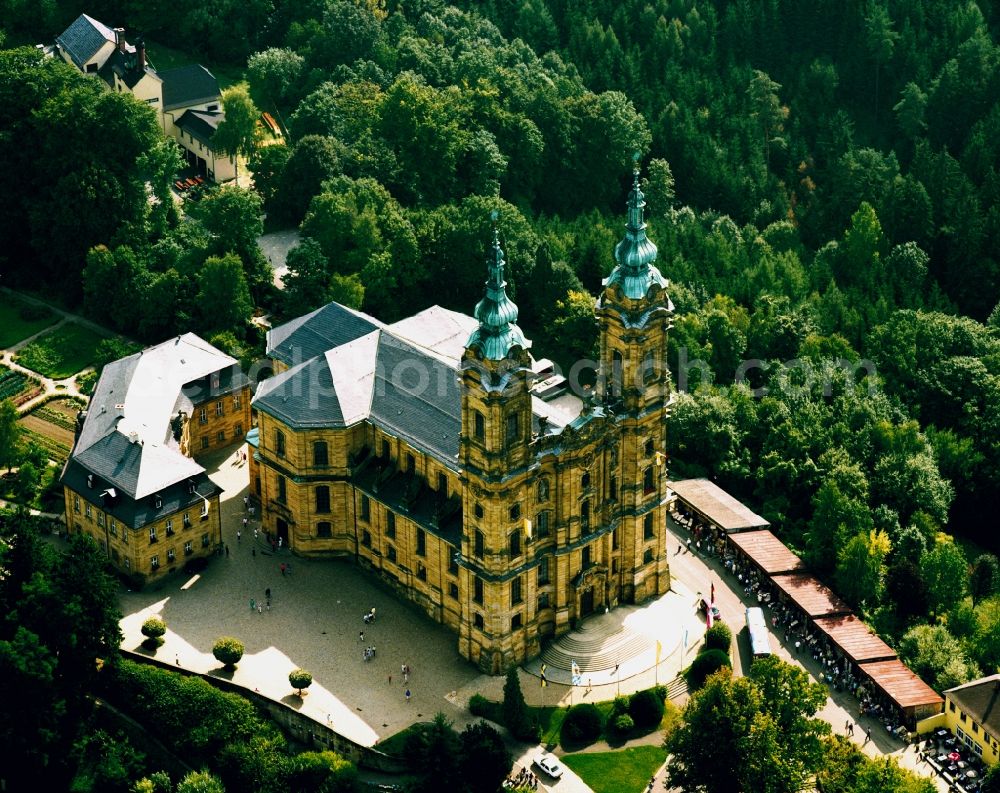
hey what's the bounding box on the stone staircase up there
[539,616,654,673]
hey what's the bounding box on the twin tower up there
[456,166,674,671]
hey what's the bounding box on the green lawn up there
[0,298,58,348]
[561,746,668,793]
[375,722,426,757]
[15,323,109,379]
[144,38,243,89]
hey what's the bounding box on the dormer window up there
[154,494,163,509]
[187,479,196,494]
[87,474,94,489]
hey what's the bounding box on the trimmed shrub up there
[560,703,603,747]
[212,636,245,668]
[704,622,733,653]
[628,688,666,729]
[611,695,630,717]
[289,668,312,695]
[140,616,166,649]
[612,713,635,734]
[686,649,732,690]
[469,693,491,717]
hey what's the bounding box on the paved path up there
[257,229,300,289]
[0,287,115,415]
[664,517,947,791]
[119,445,486,748]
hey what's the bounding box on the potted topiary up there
[140,616,166,650]
[212,636,245,669]
[289,668,313,696]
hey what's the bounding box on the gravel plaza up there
[118,444,706,752]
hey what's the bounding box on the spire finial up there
[465,212,530,360]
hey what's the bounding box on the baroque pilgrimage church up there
[64,171,675,673]
[249,171,675,672]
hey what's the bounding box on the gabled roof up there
[176,109,224,144]
[160,64,221,110]
[669,478,770,531]
[98,48,159,91]
[266,302,383,367]
[945,674,1000,737]
[388,306,478,366]
[56,13,116,68]
[67,333,240,499]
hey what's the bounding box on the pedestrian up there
[258,604,262,614]
[405,688,411,703]
[404,671,408,683]
[845,719,850,733]
[244,495,249,508]
[865,727,871,744]
[388,674,392,685]
[677,544,682,554]
[252,548,256,558]
[243,517,248,529]
[360,630,365,642]
[254,528,258,540]
[265,587,271,600]
[249,505,255,517]
[225,544,229,557]
[280,562,286,576]
[237,529,241,542]
[250,598,256,611]
[175,654,180,666]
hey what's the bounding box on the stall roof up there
[728,530,805,575]
[859,659,943,710]
[770,573,851,617]
[813,615,897,664]
[668,478,770,532]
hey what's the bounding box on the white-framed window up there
[233,394,241,409]
[150,555,159,569]
[124,558,130,570]
[74,496,80,513]
[183,512,191,528]
[85,503,92,519]
[149,527,157,542]
[166,519,174,536]
[110,520,117,537]
[201,533,209,547]
[199,407,208,423]
[167,548,175,562]
[216,401,224,417]
[97,513,105,527]
[185,541,193,555]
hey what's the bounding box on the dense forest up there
[3,0,1000,714]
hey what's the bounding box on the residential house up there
[942,674,1000,765]
[52,13,237,182]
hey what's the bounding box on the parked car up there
[534,752,563,779]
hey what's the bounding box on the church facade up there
[250,172,674,672]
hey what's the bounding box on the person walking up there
[237,529,241,542]
[360,630,365,642]
[405,688,411,703]
[250,598,256,611]
[252,548,256,558]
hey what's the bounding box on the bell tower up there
[459,213,535,672]
[596,159,674,602]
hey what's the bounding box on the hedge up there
[561,703,603,747]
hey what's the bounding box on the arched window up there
[313,440,328,466]
[315,485,330,513]
[581,471,591,489]
[509,531,521,558]
[611,350,624,396]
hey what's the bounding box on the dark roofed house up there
[56,13,118,71]
[160,64,222,111]
[50,14,237,182]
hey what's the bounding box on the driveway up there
[257,229,300,289]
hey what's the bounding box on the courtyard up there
[119,446,484,747]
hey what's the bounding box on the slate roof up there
[98,48,156,90]
[64,333,241,501]
[176,109,224,144]
[160,64,221,110]
[255,328,463,469]
[56,13,116,68]
[946,675,1000,737]
[266,302,383,368]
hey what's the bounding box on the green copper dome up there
[605,167,667,300]
[466,219,530,360]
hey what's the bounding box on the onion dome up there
[466,213,530,360]
[605,159,667,300]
